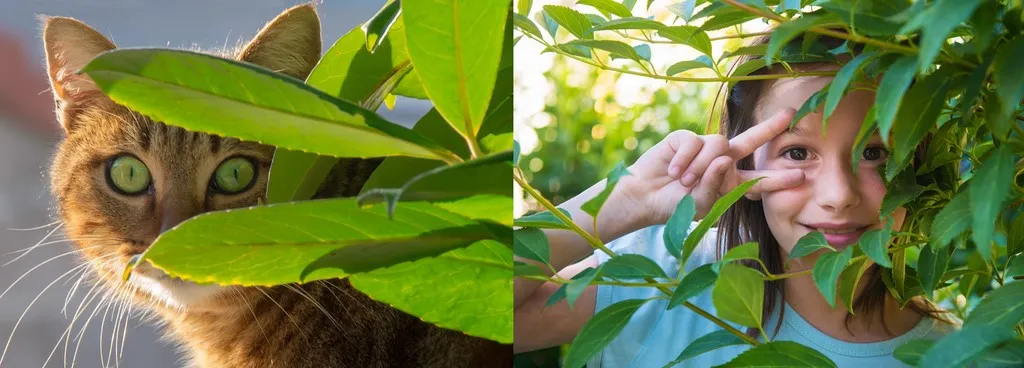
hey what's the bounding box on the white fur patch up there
[129,264,224,310]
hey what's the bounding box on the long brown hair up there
[713,33,949,339]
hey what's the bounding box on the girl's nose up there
[813,157,861,213]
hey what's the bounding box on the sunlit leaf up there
[715,341,836,368]
[514,228,549,264]
[838,257,872,314]
[659,25,712,56]
[874,55,917,142]
[562,299,650,368]
[664,330,746,367]
[668,263,718,309]
[362,0,402,52]
[970,146,1015,257]
[600,254,668,279]
[812,246,853,308]
[515,209,573,230]
[789,231,835,259]
[858,228,892,268]
[712,263,764,328]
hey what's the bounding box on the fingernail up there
[682,173,696,186]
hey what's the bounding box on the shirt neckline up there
[771,301,935,357]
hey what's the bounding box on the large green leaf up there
[715,341,836,368]
[310,17,425,100]
[139,198,502,286]
[600,254,668,279]
[917,242,951,296]
[349,238,512,343]
[402,0,508,138]
[719,242,759,265]
[658,25,712,56]
[577,0,632,18]
[879,168,925,220]
[681,178,763,266]
[765,13,837,65]
[894,339,936,366]
[823,51,877,128]
[664,330,746,367]
[838,257,872,314]
[812,246,853,308]
[80,49,455,161]
[565,39,644,63]
[993,37,1024,137]
[919,325,1016,368]
[931,189,972,249]
[563,299,650,368]
[898,0,983,74]
[514,209,573,230]
[818,0,910,37]
[965,280,1024,327]
[858,228,892,268]
[478,19,515,154]
[591,17,664,31]
[970,146,1014,257]
[357,151,512,218]
[712,263,764,328]
[668,263,718,309]
[542,5,593,39]
[664,195,696,258]
[874,55,917,142]
[890,67,953,168]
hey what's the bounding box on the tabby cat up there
[43,4,510,367]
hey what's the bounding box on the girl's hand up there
[617,109,806,227]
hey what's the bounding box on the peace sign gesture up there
[615,109,806,228]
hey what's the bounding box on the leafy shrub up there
[513,0,1024,366]
[84,1,514,343]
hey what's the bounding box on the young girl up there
[514,34,956,367]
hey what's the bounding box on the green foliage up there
[515,0,1024,365]
[85,1,513,344]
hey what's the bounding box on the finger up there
[666,130,703,178]
[728,108,796,160]
[694,156,732,199]
[731,168,806,199]
[679,135,729,187]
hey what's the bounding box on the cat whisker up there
[41,263,102,368]
[0,244,106,305]
[2,223,64,266]
[253,287,313,349]
[62,256,117,368]
[232,286,271,348]
[71,285,118,368]
[283,284,342,330]
[0,259,96,367]
[4,220,61,231]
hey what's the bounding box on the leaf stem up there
[519,275,676,288]
[764,268,812,281]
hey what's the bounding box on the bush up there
[513,0,1024,367]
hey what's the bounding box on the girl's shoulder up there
[597,223,720,276]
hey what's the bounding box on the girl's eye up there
[211,157,257,194]
[782,148,809,161]
[862,146,889,162]
[107,155,152,195]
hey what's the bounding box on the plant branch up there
[518,275,677,288]
[764,268,812,281]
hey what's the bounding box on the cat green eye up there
[212,157,257,194]
[107,155,152,195]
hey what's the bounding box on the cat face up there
[44,5,321,311]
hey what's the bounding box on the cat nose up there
[159,200,200,234]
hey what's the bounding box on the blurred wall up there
[0,1,427,366]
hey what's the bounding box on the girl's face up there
[751,75,906,264]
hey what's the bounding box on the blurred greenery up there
[520,54,716,206]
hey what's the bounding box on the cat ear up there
[238,4,321,80]
[41,16,116,131]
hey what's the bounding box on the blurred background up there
[0,1,427,366]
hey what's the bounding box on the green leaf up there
[577,0,633,18]
[719,44,767,61]
[667,57,716,76]
[349,239,512,343]
[363,0,402,52]
[580,162,631,218]
[823,52,877,127]
[681,178,763,266]
[658,25,712,56]
[891,67,954,168]
[514,209,572,230]
[663,330,746,367]
[894,339,936,366]
[978,340,1024,368]
[812,246,853,308]
[712,263,764,328]
[931,189,972,249]
[961,52,993,120]
[698,9,759,32]
[514,13,544,39]
[601,254,668,279]
[514,228,550,264]
[517,0,532,15]
[566,267,599,308]
[879,168,925,220]
[542,5,593,39]
[720,242,759,265]
[970,146,1014,255]
[141,198,502,286]
[667,263,718,309]
[919,325,1016,368]
[874,55,917,142]
[1009,214,1024,257]
[965,279,1024,327]
[901,0,983,74]
[515,261,546,277]
[993,36,1024,137]
[918,242,951,296]
[591,17,664,31]
[790,87,827,129]
[545,284,567,307]
[789,231,835,259]
[818,0,909,37]
[1005,256,1024,279]
[357,151,512,218]
[858,228,892,268]
[80,49,456,161]
[765,13,836,65]
[402,0,508,139]
[838,257,872,314]
[850,105,877,171]
[512,140,520,166]
[566,39,643,62]
[537,11,559,38]
[714,341,836,368]
[310,17,425,101]
[562,298,649,368]
[666,0,697,22]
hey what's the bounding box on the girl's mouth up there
[799,224,870,247]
